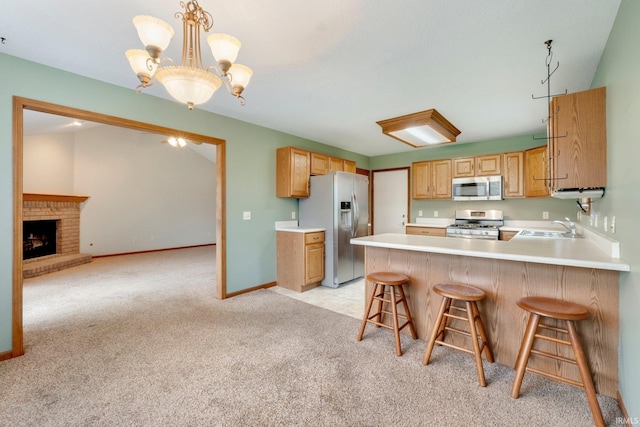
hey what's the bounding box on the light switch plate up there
[243,211,251,220]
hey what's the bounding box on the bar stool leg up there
[397,284,418,339]
[466,301,487,387]
[357,283,380,341]
[510,313,541,398]
[422,296,450,365]
[566,320,605,427]
[375,284,386,327]
[471,301,494,362]
[389,285,402,356]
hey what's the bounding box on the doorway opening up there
[11,96,228,358]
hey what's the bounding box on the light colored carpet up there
[0,246,623,426]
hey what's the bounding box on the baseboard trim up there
[92,243,216,259]
[226,281,276,298]
[617,390,634,425]
[0,350,15,361]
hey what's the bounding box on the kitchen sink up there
[516,229,582,239]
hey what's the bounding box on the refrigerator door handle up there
[351,191,359,238]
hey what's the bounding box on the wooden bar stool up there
[510,296,605,427]
[357,272,418,356]
[422,283,494,386]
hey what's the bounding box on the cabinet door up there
[476,154,502,176]
[502,151,524,198]
[290,148,311,197]
[305,243,325,284]
[310,152,329,175]
[411,161,431,199]
[452,157,475,178]
[525,146,550,198]
[329,157,344,172]
[276,147,310,198]
[431,159,452,199]
[551,87,607,190]
[343,160,356,173]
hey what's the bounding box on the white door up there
[372,168,409,234]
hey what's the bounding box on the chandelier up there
[126,0,252,110]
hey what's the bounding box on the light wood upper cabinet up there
[452,157,475,178]
[310,152,329,175]
[502,151,524,198]
[412,159,451,200]
[476,154,502,176]
[276,146,310,198]
[549,87,607,190]
[432,159,452,199]
[412,161,431,199]
[343,160,356,173]
[329,157,344,172]
[453,154,501,178]
[524,145,550,198]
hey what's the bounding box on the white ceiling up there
[2,0,621,157]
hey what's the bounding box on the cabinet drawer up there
[405,226,446,237]
[305,231,325,244]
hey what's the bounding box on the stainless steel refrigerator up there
[299,172,369,288]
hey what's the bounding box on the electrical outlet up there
[291,211,296,219]
[243,211,251,220]
[434,211,439,218]
[418,210,423,217]
[611,216,616,234]
[577,211,582,221]
[542,211,549,219]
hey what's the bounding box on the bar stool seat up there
[356,272,418,356]
[510,296,605,427]
[422,283,494,386]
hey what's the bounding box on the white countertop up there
[350,233,630,272]
[276,226,325,233]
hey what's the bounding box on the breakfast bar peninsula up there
[350,232,630,397]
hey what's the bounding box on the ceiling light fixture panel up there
[377,109,461,148]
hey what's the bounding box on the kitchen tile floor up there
[269,278,364,319]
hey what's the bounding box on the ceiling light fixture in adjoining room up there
[126,0,252,110]
[377,109,461,148]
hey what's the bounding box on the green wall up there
[0,53,367,352]
[591,0,640,417]
[370,134,578,221]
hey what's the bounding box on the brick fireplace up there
[23,193,92,278]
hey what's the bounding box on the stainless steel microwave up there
[452,176,503,201]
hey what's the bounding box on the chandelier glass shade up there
[126,1,252,110]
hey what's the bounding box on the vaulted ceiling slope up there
[1,0,621,156]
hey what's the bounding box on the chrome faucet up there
[552,217,576,237]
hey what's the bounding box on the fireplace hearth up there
[23,220,57,260]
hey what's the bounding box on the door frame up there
[11,96,227,358]
[371,167,410,235]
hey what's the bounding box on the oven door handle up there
[445,234,498,240]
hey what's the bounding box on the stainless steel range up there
[445,210,503,240]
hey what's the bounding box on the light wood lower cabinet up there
[499,230,519,241]
[405,226,446,237]
[277,231,325,292]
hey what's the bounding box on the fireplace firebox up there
[23,220,57,260]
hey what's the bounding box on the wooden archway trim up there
[11,96,227,358]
